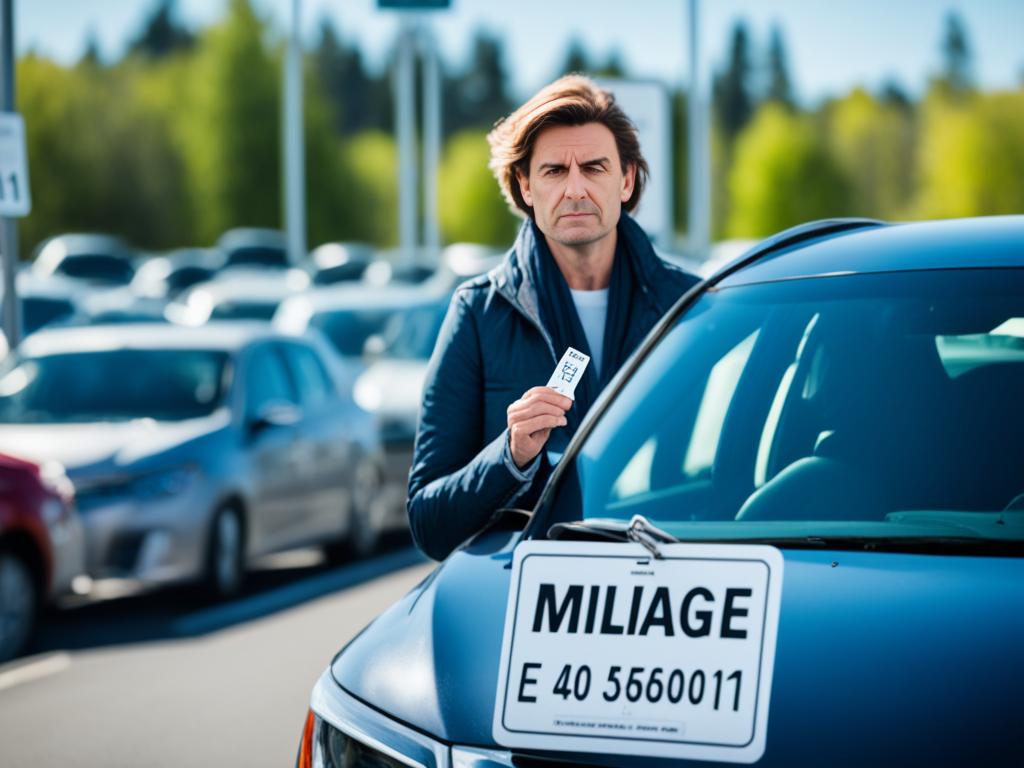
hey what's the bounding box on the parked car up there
[131,248,225,300]
[306,242,374,286]
[0,452,85,662]
[0,322,396,599]
[0,275,87,338]
[31,233,137,287]
[166,270,311,325]
[217,227,290,271]
[274,283,442,360]
[297,217,1024,767]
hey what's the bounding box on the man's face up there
[516,122,635,248]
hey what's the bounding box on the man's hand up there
[506,386,572,469]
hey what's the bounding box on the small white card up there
[546,347,590,400]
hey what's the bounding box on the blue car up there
[297,217,1024,767]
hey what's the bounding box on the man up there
[407,75,699,560]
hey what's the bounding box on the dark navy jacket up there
[407,215,699,560]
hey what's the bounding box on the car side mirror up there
[248,402,301,436]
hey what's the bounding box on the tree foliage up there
[438,131,519,246]
[727,103,850,237]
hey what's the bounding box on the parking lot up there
[0,540,431,767]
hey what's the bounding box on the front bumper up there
[75,475,218,584]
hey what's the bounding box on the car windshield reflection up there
[546,268,1024,540]
[0,349,229,423]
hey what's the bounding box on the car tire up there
[323,458,382,565]
[0,551,38,664]
[203,506,245,601]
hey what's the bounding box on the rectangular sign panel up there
[0,113,31,217]
[493,540,784,763]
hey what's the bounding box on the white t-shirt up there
[569,287,609,378]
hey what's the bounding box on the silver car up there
[0,322,396,599]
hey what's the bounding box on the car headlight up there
[132,464,200,500]
[39,461,75,504]
[75,464,200,506]
[299,670,448,768]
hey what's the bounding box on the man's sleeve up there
[406,290,532,561]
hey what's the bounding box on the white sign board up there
[493,540,783,764]
[0,113,30,217]
[595,79,672,248]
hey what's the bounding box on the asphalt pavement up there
[0,540,433,767]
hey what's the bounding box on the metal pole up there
[687,0,710,259]
[394,15,418,264]
[420,22,441,263]
[283,0,306,266]
[0,0,18,348]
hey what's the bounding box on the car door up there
[241,343,307,553]
[279,341,355,544]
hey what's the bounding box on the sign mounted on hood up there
[493,540,784,763]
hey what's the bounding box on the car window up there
[547,268,1024,532]
[0,349,228,423]
[57,254,134,284]
[280,343,334,409]
[314,308,392,357]
[244,345,298,418]
[381,302,447,360]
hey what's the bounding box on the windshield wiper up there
[548,514,679,559]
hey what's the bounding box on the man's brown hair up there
[487,74,649,218]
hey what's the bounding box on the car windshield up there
[224,246,287,268]
[545,268,1024,541]
[57,254,134,284]
[314,308,393,357]
[22,297,75,334]
[0,348,229,423]
[210,301,279,321]
[381,302,448,360]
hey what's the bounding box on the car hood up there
[332,532,1023,764]
[0,412,230,475]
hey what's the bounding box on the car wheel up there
[0,551,38,664]
[204,506,245,600]
[324,459,382,565]
[349,458,383,559]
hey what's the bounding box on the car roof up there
[287,282,449,314]
[716,216,1024,288]
[18,322,294,357]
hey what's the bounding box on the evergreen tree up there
[128,0,195,59]
[311,17,389,135]
[446,31,513,134]
[937,12,973,97]
[560,38,592,76]
[712,21,755,143]
[765,25,794,108]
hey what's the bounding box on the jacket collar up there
[491,213,673,321]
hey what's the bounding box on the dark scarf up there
[527,219,639,439]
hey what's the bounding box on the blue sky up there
[18,0,1024,104]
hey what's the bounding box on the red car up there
[0,452,85,663]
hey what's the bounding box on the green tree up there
[343,131,399,246]
[128,0,195,59]
[559,38,592,76]
[827,87,915,218]
[713,21,755,143]
[439,131,518,245]
[181,0,281,242]
[446,31,514,135]
[935,12,973,98]
[916,88,1024,217]
[765,25,794,108]
[18,54,192,256]
[727,103,850,237]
